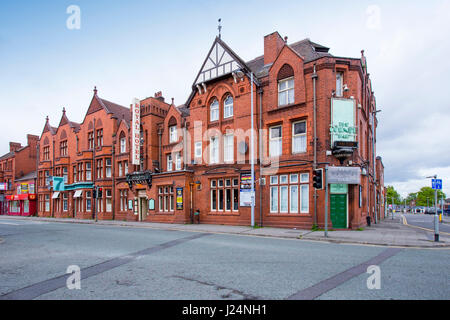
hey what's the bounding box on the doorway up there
[139,198,148,221]
[330,193,348,229]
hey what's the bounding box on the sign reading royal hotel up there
[132,98,141,166]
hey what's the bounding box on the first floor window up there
[223,134,234,163]
[195,142,202,159]
[175,152,182,171]
[106,158,112,178]
[45,195,50,212]
[167,154,173,172]
[292,121,307,154]
[120,190,127,211]
[210,136,219,164]
[63,193,68,212]
[269,126,282,157]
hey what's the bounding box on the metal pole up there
[312,65,318,227]
[324,166,328,238]
[434,176,439,242]
[391,197,394,220]
[250,73,255,228]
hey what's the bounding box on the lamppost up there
[371,109,382,224]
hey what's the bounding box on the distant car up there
[425,209,442,215]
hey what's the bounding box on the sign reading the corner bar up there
[330,98,357,146]
[132,98,141,165]
[327,167,361,185]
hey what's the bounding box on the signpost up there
[430,176,442,242]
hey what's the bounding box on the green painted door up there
[330,194,347,229]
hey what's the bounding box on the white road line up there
[0,222,20,226]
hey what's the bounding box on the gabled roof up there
[15,171,37,182]
[0,151,14,161]
[177,105,190,117]
[42,117,57,136]
[86,88,131,126]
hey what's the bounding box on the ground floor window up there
[10,201,20,213]
[270,173,309,214]
[63,193,68,212]
[86,191,92,212]
[158,186,174,212]
[210,178,239,213]
[106,189,112,212]
[45,194,50,212]
[119,190,128,211]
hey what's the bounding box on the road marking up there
[0,222,20,226]
[0,232,210,300]
[287,247,402,300]
[402,215,450,236]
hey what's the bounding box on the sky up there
[0,0,449,198]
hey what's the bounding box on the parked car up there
[425,209,442,215]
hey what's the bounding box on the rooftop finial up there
[171,98,175,105]
[62,107,66,114]
[218,18,222,39]
[46,116,49,122]
[94,86,98,95]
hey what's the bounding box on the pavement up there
[0,214,448,248]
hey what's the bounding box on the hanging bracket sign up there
[327,166,361,185]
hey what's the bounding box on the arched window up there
[224,95,233,119]
[210,99,219,122]
[277,64,295,106]
[168,117,178,143]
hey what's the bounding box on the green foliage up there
[415,187,446,207]
[385,186,402,205]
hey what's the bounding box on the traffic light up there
[313,169,323,190]
[93,189,97,199]
[98,188,103,198]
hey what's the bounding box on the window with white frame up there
[124,161,128,175]
[336,72,344,97]
[97,159,103,179]
[120,136,126,153]
[195,142,202,159]
[223,134,234,163]
[85,162,92,181]
[278,77,294,106]
[169,126,178,143]
[63,167,68,183]
[210,178,239,212]
[86,191,92,212]
[167,154,173,172]
[45,194,50,212]
[175,152,182,171]
[270,173,309,214]
[210,136,219,164]
[269,126,282,157]
[120,190,127,211]
[158,186,174,212]
[106,189,112,212]
[105,158,112,178]
[292,121,307,154]
[224,96,233,119]
[210,99,219,122]
[118,162,123,177]
[63,193,68,212]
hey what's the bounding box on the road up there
[0,218,449,300]
[403,213,450,235]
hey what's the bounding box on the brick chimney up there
[155,91,165,102]
[264,32,285,65]
[27,134,39,157]
[9,142,22,152]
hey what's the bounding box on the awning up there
[52,192,60,199]
[73,190,83,198]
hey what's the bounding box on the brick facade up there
[35,31,383,229]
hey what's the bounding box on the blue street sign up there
[432,179,442,190]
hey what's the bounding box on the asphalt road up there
[403,213,450,235]
[0,218,449,300]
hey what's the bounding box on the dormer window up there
[278,77,294,106]
[224,96,234,119]
[210,99,219,122]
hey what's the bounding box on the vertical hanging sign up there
[132,98,141,165]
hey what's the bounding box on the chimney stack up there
[264,32,285,65]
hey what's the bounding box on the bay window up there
[270,173,310,214]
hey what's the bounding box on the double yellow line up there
[402,215,450,236]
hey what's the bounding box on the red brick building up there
[0,135,39,215]
[36,31,383,229]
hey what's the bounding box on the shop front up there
[6,194,37,216]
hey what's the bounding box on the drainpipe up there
[312,65,318,226]
[93,118,97,222]
[158,128,163,171]
[112,136,116,220]
[258,87,263,227]
[52,138,55,218]
[36,143,39,216]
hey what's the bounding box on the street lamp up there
[371,109,382,224]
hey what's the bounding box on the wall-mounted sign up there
[126,172,152,189]
[176,188,183,210]
[21,183,29,194]
[327,166,361,185]
[131,98,141,165]
[52,176,65,192]
[240,189,254,207]
[149,199,155,210]
[29,183,35,194]
[240,172,254,189]
[0,183,7,191]
[330,98,357,147]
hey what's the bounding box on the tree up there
[406,192,418,206]
[385,186,402,205]
[415,187,446,207]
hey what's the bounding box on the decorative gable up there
[194,38,244,85]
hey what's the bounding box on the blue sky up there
[1,0,450,197]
